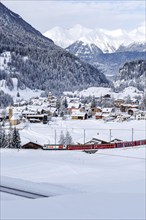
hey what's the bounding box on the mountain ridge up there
[0,2,110,96]
[44,24,145,53]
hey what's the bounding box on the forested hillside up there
[0,3,110,96]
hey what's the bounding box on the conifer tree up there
[65,131,73,145]
[0,128,8,148]
[7,126,13,148]
[12,127,21,149]
[59,131,65,145]
[62,98,68,109]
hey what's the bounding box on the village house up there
[24,114,48,123]
[120,104,138,112]
[114,99,125,108]
[95,112,103,120]
[116,113,131,122]
[102,108,115,118]
[67,102,81,114]
[71,109,88,120]
[78,134,122,145]
[91,106,102,116]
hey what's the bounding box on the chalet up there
[116,114,131,122]
[102,108,114,118]
[110,138,122,143]
[102,108,114,114]
[67,102,81,114]
[114,99,125,108]
[22,142,42,149]
[23,114,48,123]
[71,110,88,120]
[120,104,138,112]
[91,107,102,115]
[103,115,116,122]
[79,135,122,145]
[84,137,109,145]
[95,112,103,120]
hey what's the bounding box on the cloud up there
[2,0,145,32]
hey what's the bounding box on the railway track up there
[0,185,49,199]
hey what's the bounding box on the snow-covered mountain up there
[44,24,92,49]
[44,24,145,53]
[44,25,146,79]
[117,42,146,52]
[66,40,103,63]
[66,42,146,79]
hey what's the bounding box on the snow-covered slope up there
[0,78,43,102]
[1,146,146,219]
[44,24,145,53]
[64,86,144,100]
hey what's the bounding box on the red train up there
[67,139,146,150]
[43,139,146,150]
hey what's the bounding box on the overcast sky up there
[2,0,145,33]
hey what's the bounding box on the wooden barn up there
[22,142,42,149]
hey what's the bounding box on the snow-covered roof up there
[121,104,138,108]
[95,112,102,116]
[71,110,86,117]
[102,108,113,113]
[128,108,139,112]
[68,102,80,109]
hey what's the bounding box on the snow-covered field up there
[1,145,146,219]
[19,118,146,145]
[1,118,146,219]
